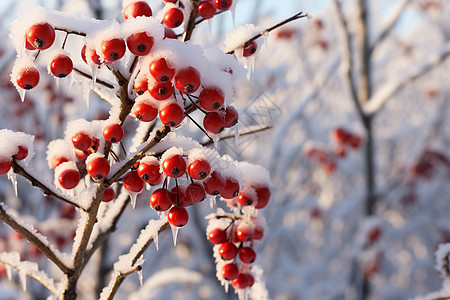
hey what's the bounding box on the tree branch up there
[0,204,73,275]
[201,125,272,147]
[182,0,200,42]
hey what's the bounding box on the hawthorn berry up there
[133,102,158,122]
[81,45,101,66]
[198,1,216,19]
[13,145,28,160]
[188,159,211,180]
[16,67,40,90]
[237,189,257,206]
[163,8,184,28]
[58,169,80,190]
[203,112,226,134]
[123,1,152,19]
[74,148,91,160]
[199,87,225,111]
[103,123,124,143]
[185,182,206,204]
[218,242,238,260]
[239,247,256,263]
[134,75,148,95]
[0,158,12,175]
[243,41,257,57]
[349,135,361,149]
[162,154,186,178]
[232,273,251,290]
[163,0,177,2]
[138,160,161,183]
[101,38,126,62]
[126,32,154,56]
[168,206,189,227]
[174,67,201,94]
[25,39,36,50]
[332,127,349,143]
[50,55,73,78]
[87,156,110,180]
[203,171,226,195]
[254,223,264,240]
[170,186,190,207]
[148,81,173,100]
[26,23,55,50]
[208,228,227,244]
[220,177,240,199]
[164,27,177,39]
[245,273,255,287]
[236,222,255,242]
[159,103,185,127]
[254,185,271,209]
[72,132,92,151]
[102,187,115,202]
[149,58,175,82]
[214,0,232,11]
[150,188,173,211]
[224,106,238,128]
[222,263,239,281]
[123,170,144,193]
[51,156,69,169]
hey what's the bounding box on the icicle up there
[83,82,90,110]
[244,289,248,300]
[207,19,213,35]
[137,268,143,286]
[91,65,98,89]
[212,135,220,151]
[129,191,138,210]
[145,183,151,191]
[18,89,26,102]
[6,265,11,281]
[7,169,18,197]
[55,78,60,90]
[244,56,255,80]
[230,4,236,27]
[19,269,27,291]
[224,281,229,293]
[170,224,180,246]
[209,196,217,208]
[154,231,159,251]
[157,211,164,218]
[237,289,245,300]
[234,124,239,149]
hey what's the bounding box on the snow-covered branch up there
[0,252,60,296]
[364,44,450,116]
[0,203,73,274]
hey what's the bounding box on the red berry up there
[224,106,238,128]
[72,132,92,151]
[50,55,73,78]
[123,170,144,193]
[13,145,28,160]
[123,1,152,19]
[323,161,336,175]
[58,169,80,189]
[208,228,227,244]
[25,39,36,50]
[236,222,255,242]
[126,32,154,56]
[170,186,190,207]
[138,160,161,183]
[102,187,115,202]
[218,242,238,260]
[185,182,206,204]
[162,154,186,178]
[150,188,173,211]
[254,185,271,209]
[168,206,189,227]
[332,127,350,143]
[51,156,69,169]
[103,123,124,143]
[220,177,240,199]
[148,81,173,100]
[149,58,175,82]
[0,158,12,175]
[348,135,361,149]
[174,67,201,94]
[164,27,177,39]
[159,103,185,127]
[367,227,382,243]
[133,101,158,122]
[335,145,347,158]
[102,38,126,62]
[203,112,225,134]
[199,87,224,111]
[81,45,101,65]
[16,67,39,90]
[232,273,251,290]
[243,41,257,57]
[163,0,177,2]
[163,7,184,28]
[254,223,264,240]
[134,76,148,95]
[222,263,239,281]
[203,171,225,195]
[237,189,257,206]
[87,156,110,180]
[239,247,256,263]
[188,159,211,180]
[74,148,91,160]
[198,1,216,19]
[214,0,232,11]
[26,23,55,50]
[245,273,255,287]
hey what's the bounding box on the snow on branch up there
[364,44,450,116]
[99,216,169,300]
[0,203,73,274]
[0,252,60,296]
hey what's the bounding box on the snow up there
[122,16,165,42]
[10,56,38,100]
[221,24,263,55]
[54,161,79,189]
[0,129,35,165]
[64,119,105,153]
[46,139,76,168]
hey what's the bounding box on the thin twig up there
[226,11,308,54]
[201,125,272,147]
[73,68,115,89]
[184,112,214,142]
[182,0,200,42]
[54,27,87,37]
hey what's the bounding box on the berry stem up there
[120,141,127,156]
[185,93,207,114]
[184,112,214,142]
[175,177,179,206]
[62,32,69,49]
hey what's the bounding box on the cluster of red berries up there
[207,214,266,291]
[0,131,33,175]
[409,149,450,180]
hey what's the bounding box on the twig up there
[0,204,73,275]
[226,11,308,55]
[182,0,200,42]
[12,161,85,211]
[54,28,87,37]
[184,112,214,142]
[201,125,272,147]
[73,68,115,89]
